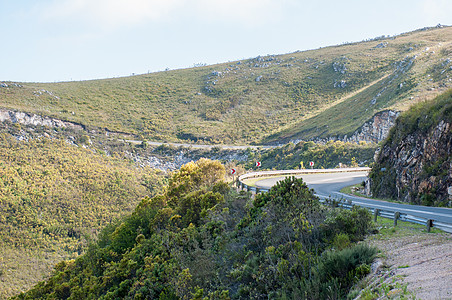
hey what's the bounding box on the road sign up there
[309,161,314,167]
[231,168,236,175]
[256,161,261,167]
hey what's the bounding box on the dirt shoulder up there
[356,220,452,299]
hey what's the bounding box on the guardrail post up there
[374,209,379,222]
[246,185,250,192]
[427,219,433,233]
[393,212,400,226]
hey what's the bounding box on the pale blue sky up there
[0,0,450,83]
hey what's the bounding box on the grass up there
[373,216,442,235]
[340,183,414,205]
[398,265,410,269]
[340,184,365,197]
[1,26,451,145]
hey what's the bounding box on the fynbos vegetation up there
[242,140,376,170]
[0,134,165,298]
[17,160,376,299]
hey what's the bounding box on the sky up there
[0,0,451,83]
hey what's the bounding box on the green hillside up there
[1,26,451,145]
[0,134,164,298]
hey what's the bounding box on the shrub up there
[323,206,373,242]
[317,244,377,297]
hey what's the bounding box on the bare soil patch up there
[359,223,452,299]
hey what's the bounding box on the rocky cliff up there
[308,110,400,144]
[343,110,400,143]
[369,90,452,206]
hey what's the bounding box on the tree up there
[167,158,225,207]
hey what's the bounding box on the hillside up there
[369,89,452,206]
[0,134,165,298]
[16,160,376,299]
[0,123,377,298]
[1,26,451,145]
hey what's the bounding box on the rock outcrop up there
[369,90,452,206]
[344,110,400,143]
[0,109,83,130]
[306,110,400,145]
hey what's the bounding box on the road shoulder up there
[354,221,452,299]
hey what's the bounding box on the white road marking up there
[331,192,452,218]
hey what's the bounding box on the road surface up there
[123,139,276,150]
[254,172,452,225]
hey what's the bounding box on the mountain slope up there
[0,134,164,298]
[1,26,451,144]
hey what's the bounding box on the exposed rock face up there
[0,109,83,130]
[345,110,400,143]
[394,120,450,204]
[307,110,400,145]
[369,91,452,206]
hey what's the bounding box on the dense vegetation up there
[1,26,451,144]
[369,89,452,205]
[0,134,165,298]
[242,140,376,170]
[17,159,376,299]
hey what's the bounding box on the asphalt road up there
[254,172,452,225]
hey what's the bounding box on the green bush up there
[323,206,373,242]
[317,244,377,297]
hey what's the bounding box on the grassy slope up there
[0,135,164,298]
[265,27,452,142]
[0,27,451,145]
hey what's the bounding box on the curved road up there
[254,172,452,225]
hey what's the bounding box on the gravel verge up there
[355,223,452,299]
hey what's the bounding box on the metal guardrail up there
[238,167,371,182]
[330,201,452,233]
[237,170,452,234]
